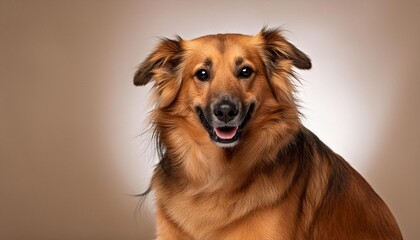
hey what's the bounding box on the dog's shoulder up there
[298,128,403,239]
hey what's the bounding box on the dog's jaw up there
[214,140,239,148]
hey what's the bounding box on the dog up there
[133,28,402,240]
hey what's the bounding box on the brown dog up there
[134,28,402,240]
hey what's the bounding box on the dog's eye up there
[238,66,254,79]
[195,69,210,81]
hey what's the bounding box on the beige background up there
[1,0,419,239]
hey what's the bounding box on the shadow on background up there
[0,1,155,239]
[367,65,420,240]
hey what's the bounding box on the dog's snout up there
[213,100,238,123]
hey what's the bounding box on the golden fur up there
[134,28,402,240]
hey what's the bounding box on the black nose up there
[213,100,239,123]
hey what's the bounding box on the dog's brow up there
[235,57,244,66]
[204,58,213,67]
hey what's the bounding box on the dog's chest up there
[163,189,243,232]
[157,186,298,240]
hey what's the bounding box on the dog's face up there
[134,28,311,149]
[184,34,262,148]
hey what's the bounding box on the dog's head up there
[134,28,311,149]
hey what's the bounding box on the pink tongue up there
[214,127,238,139]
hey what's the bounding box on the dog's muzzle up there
[196,99,255,148]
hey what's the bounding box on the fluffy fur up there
[134,28,402,240]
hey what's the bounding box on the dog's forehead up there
[184,34,261,61]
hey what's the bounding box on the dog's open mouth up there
[195,103,254,147]
[215,127,238,140]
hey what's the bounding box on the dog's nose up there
[213,100,239,123]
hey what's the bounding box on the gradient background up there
[1,1,419,239]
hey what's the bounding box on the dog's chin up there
[195,103,254,148]
[215,141,239,148]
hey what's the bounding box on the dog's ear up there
[258,27,311,70]
[134,37,183,108]
[257,27,311,102]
